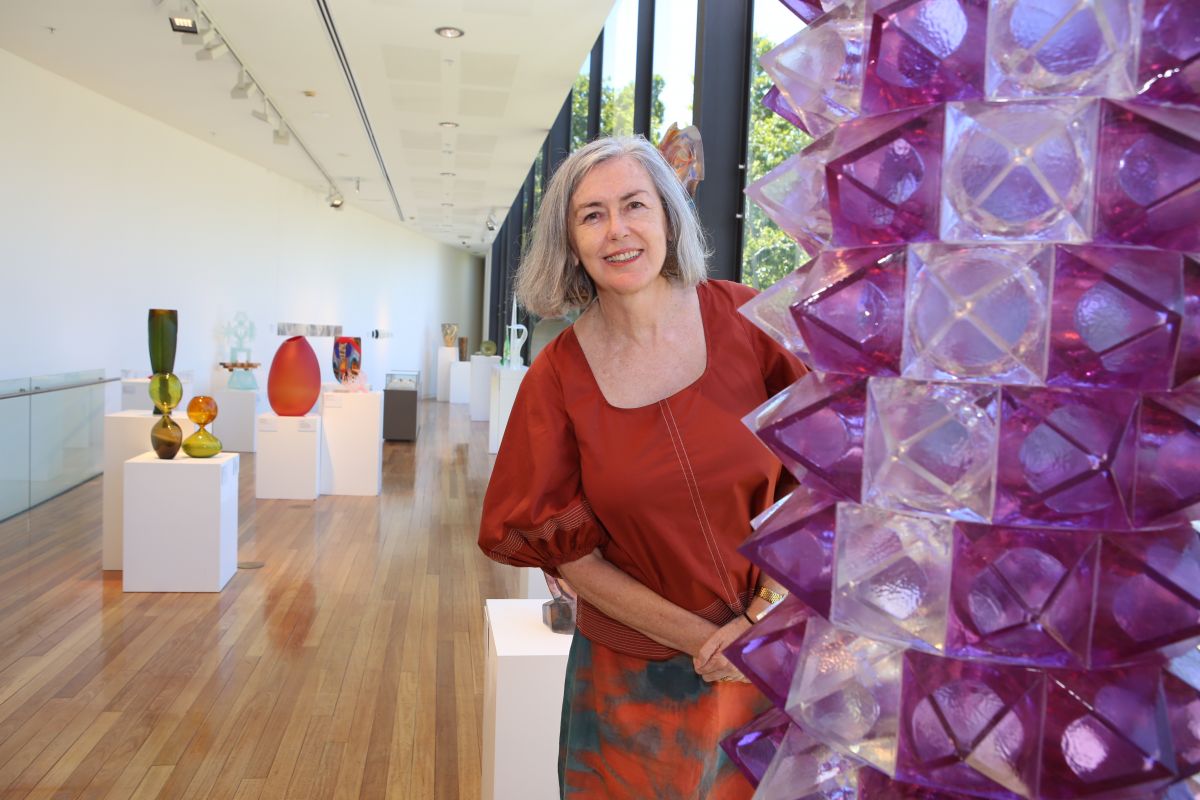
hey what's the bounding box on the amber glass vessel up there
[182,395,222,458]
[267,336,321,416]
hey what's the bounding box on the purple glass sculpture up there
[719,706,795,787]
[862,0,988,114]
[741,487,838,616]
[737,1,1200,796]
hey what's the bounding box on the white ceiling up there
[0,0,614,256]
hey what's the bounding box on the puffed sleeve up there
[477,349,607,575]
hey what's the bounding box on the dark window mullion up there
[632,0,656,138]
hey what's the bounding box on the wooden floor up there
[0,401,518,799]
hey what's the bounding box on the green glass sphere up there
[148,372,182,414]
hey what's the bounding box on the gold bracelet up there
[754,585,787,605]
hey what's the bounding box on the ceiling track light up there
[196,39,229,60]
[273,122,290,146]
[434,26,465,38]
[230,69,255,99]
[327,188,345,209]
[251,97,270,123]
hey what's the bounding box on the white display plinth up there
[102,410,198,571]
[212,389,260,453]
[436,347,457,402]
[123,451,239,592]
[449,361,471,405]
[320,391,383,496]
[488,366,528,454]
[120,376,193,412]
[522,568,552,600]
[256,414,321,500]
[470,355,501,421]
[482,599,571,800]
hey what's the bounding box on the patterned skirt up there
[558,632,769,799]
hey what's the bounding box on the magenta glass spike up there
[1136,0,1200,108]
[778,0,828,24]
[744,371,868,500]
[759,1,869,138]
[720,705,794,787]
[896,650,1044,799]
[745,148,833,259]
[741,487,839,616]
[941,99,1098,243]
[738,256,817,361]
[1039,666,1190,798]
[832,504,954,653]
[1133,387,1200,527]
[1093,526,1200,667]
[863,377,999,522]
[862,0,988,115]
[792,246,908,376]
[1095,100,1200,252]
[947,523,1101,668]
[754,721,862,799]
[727,595,819,708]
[985,0,1138,99]
[1047,245,1185,392]
[829,105,945,247]
[995,386,1138,531]
[764,84,815,135]
[857,766,984,798]
[902,244,1052,385]
[1174,257,1200,389]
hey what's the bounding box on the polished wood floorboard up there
[0,402,518,799]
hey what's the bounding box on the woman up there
[478,136,804,799]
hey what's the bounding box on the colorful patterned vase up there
[332,336,362,384]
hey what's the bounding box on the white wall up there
[0,48,484,398]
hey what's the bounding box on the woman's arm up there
[558,550,719,658]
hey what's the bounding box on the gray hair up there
[515,135,709,318]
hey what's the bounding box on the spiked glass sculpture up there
[732,1,1200,797]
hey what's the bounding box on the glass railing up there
[0,370,111,522]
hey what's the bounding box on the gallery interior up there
[6,0,1200,798]
[0,0,807,797]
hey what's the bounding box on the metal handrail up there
[0,376,117,402]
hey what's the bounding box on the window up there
[740,1,810,290]
[651,0,698,144]
[571,53,591,151]
[600,0,639,137]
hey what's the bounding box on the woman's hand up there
[693,617,753,684]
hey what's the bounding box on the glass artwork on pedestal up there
[267,336,321,416]
[148,308,177,416]
[732,2,1200,798]
[332,336,361,384]
[219,311,259,390]
[182,395,222,458]
[440,323,458,347]
[148,372,182,459]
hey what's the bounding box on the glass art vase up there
[182,395,222,458]
[148,372,182,459]
[731,2,1200,798]
[267,336,321,416]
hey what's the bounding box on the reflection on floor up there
[0,400,516,800]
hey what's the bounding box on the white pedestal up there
[120,376,193,412]
[482,599,571,800]
[436,347,457,402]
[256,413,321,500]
[102,410,197,571]
[488,366,528,454]
[449,362,472,405]
[320,391,383,496]
[123,452,239,592]
[212,389,260,453]
[470,355,501,422]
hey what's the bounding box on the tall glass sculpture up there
[727,2,1200,797]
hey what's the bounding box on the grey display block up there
[384,371,420,441]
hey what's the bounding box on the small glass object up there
[182,395,222,458]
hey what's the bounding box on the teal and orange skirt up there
[558,633,770,799]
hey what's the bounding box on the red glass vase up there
[267,336,320,416]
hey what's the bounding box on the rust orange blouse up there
[478,280,805,660]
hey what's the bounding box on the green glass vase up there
[148,309,177,375]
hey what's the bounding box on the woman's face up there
[568,156,670,300]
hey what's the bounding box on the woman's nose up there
[606,213,629,239]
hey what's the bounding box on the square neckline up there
[563,281,715,411]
